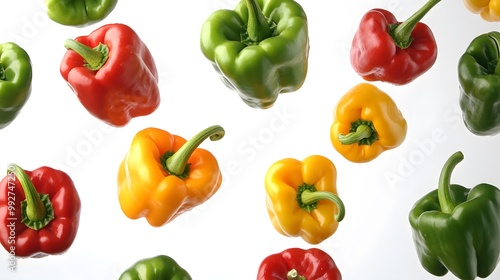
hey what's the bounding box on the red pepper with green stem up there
[257,247,342,280]
[0,164,81,258]
[350,0,441,85]
[60,23,160,127]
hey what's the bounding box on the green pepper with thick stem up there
[44,0,118,27]
[409,151,500,280]
[0,42,32,130]
[200,0,309,109]
[119,255,192,280]
[458,31,500,136]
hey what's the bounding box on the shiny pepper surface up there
[350,0,440,85]
[264,155,345,244]
[0,42,32,130]
[200,0,309,109]
[464,0,500,21]
[409,151,500,279]
[117,126,224,227]
[330,83,407,163]
[119,255,192,280]
[257,247,342,280]
[45,0,118,27]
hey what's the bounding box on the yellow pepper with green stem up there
[330,83,408,163]
[264,155,346,244]
[117,125,224,227]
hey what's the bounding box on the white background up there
[1,1,500,279]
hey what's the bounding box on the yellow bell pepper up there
[117,125,224,227]
[264,155,345,244]
[464,0,500,21]
[330,83,407,163]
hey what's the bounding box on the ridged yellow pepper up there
[264,155,345,244]
[464,0,500,21]
[117,125,224,227]
[330,83,407,163]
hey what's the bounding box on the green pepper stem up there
[8,164,55,230]
[287,269,306,280]
[300,189,345,222]
[166,125,225,176]
[437,151,463,214]
[338,124,373,145]
[391,0,441,49]
[63,39,109,71]
[245,0,273,43]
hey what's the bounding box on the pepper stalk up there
[391,0,441,49]
[8,164,55,230]
[438,151,463,213]
[297,184,345,222]
[63,39,109,71]
[243,0,276,45]
[162,125,225,179]
[287,269,306,280]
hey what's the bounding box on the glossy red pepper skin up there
[0,166,81,258]
[257,248,342,280]
[60,23,160,127]
[350,9,437,85]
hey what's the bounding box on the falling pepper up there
[458,31,500,136]
[60,23,160,127]
[257,247,342,280]
[264,155,345,245]
[117,125,224,227]
[0,42,32,130]
[200,0,309,109]
[464,0,500,21]
[350,0,441,85]
[409,151,500,279]
[0,164,81,258]
[44,0,118,27]
[119,255,192,280]
[330,83,407,163]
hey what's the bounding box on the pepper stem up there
[287,269,306,280]
[391,0,441,49]
[338,124,373,145]
[63,39,109,71]
[297,184,345,222]
[437,151,463,214]
[244,0,274,44]
[8,164,55,230]
[338,120,378,145]
[165,125,225,177]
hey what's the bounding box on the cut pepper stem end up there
[391,0,441,49]
[297,184,345,222]
[63,39,109,71]
[438,151,463,214]
[338,120,378,145]
[8,164,55,230]
[243,0,275,44]
[165,125,225,178]
[287,269,306,280]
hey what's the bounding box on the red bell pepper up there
[0,164,81,258]
[350,0,441,85]
[257,248,342,280]
[60,23,160,127]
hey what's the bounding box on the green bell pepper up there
[119,255,192,280]
[458,31,500,136]
[409,151,500,280]
[44,0,118,27]
[200,0,309,109]
[0,42,32,130]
